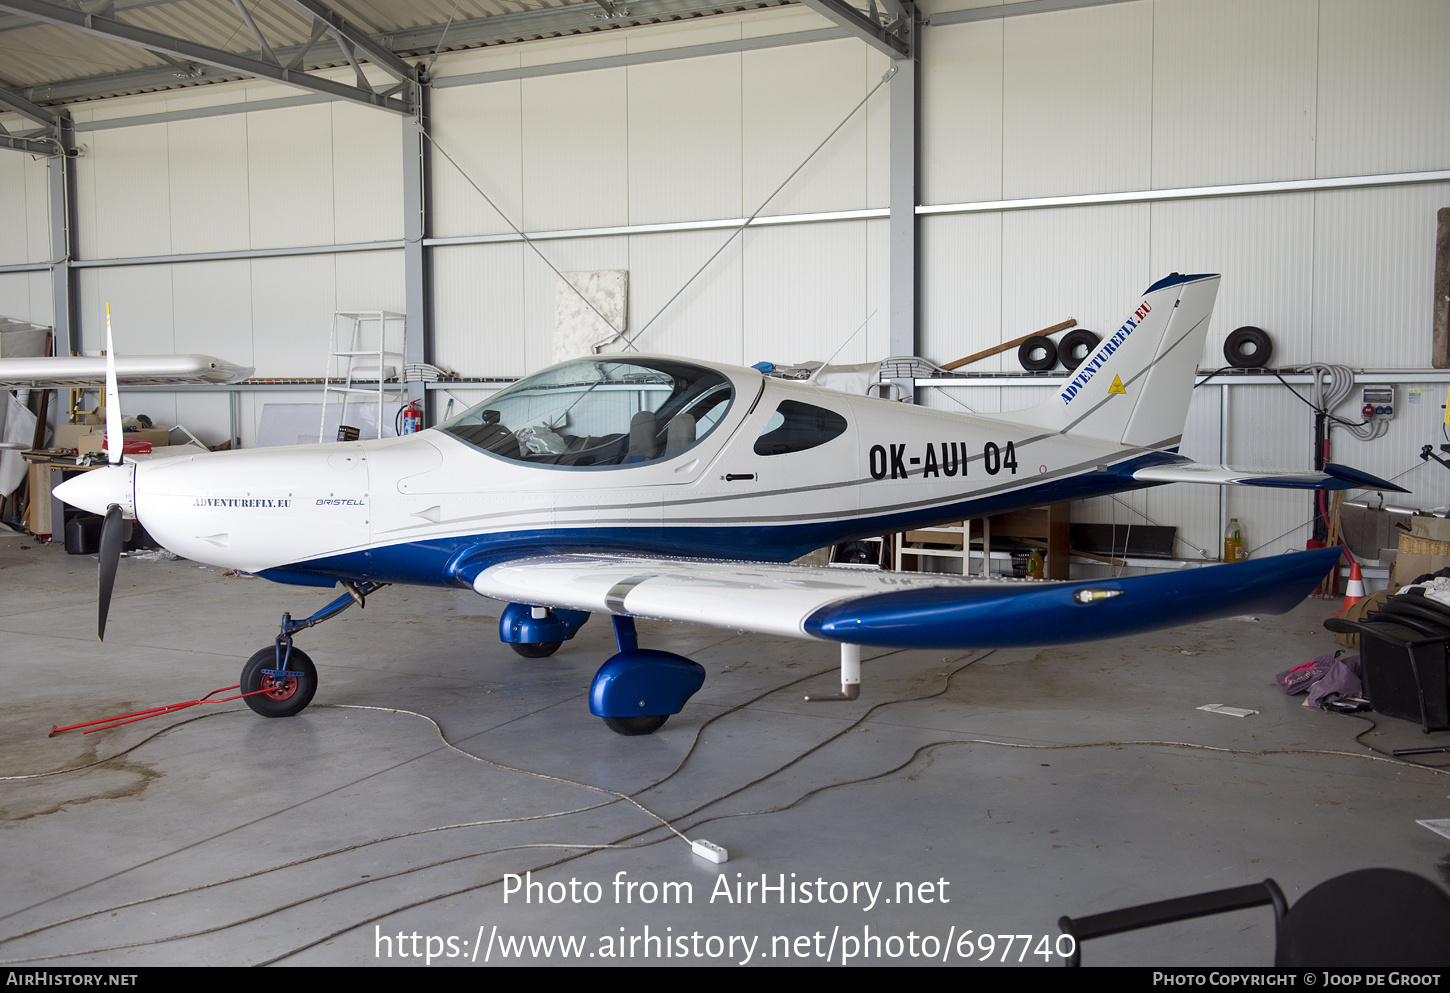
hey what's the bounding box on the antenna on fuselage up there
[808,310,877,384]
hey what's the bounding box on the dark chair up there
[1324,612,1450,733]
[1059,868,1450,966]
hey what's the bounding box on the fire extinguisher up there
[399,400,423,436]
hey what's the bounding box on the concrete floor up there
[1,532,1447,967]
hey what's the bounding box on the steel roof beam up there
[0,82,56,125]
[0,0,414,114]
[230,0,280,65]
[285,19,329,71]
[0,0,167,33]
[278,0,415,85]
[0,131,58,154]
[10,0,754,106]
[794,0,910,58]
[0,84,58,154]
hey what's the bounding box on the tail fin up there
[1006,273,1220,449]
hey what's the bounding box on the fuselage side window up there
[438,358,734,469]
[754,399,848,456]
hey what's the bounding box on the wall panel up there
[741,221,868,367]
[1150,0,1317,190]
[429,80,525,239]
[627,54,743,226]
[1149,193,1315,368]
[0,153,29,266]
[999,203,1150,354]
[331,101,404,244]
[246,104,336,249]
[1317,0,1450,178]
[1312,183,1450,369]
[87,123,172,259]
[248,255,336,378]
[1001,1,1152,199]
[80,265,174,355]
[431,243,526,379]
[26,271,53,328]
[626,229,743,364]
[742,40,871,217]
[919,212,1003,371]
[862,47,893,211]
[166,114,251,255]
[172,260,253,368]
[864,216,890,359]
[24,153,50,264]
[921,18,1003,207]
[0,274,33,324]
[334,250,405,316]
[520,69,629,232]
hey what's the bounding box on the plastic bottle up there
[1224,518,1245,562]
[1027,549,1045,580]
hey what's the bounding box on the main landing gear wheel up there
[602,715,668,736]
[240,647,317,718]
[511,641,562,658]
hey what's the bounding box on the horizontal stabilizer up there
[473,546,1342,650]
[1128,460,1408,493]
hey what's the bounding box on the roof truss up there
[0,81,59,154]
[0,0,417,115]
[794,0,912,59]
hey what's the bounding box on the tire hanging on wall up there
[1058,329,1101,371]
[1018,335,1058,372]
[1224,326,1272,368]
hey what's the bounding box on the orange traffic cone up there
[1339,561,1365,614]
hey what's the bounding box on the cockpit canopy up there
[439,357,734,469]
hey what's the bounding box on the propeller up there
[97,503,124,641]
[97,304,125,641]
[50,304,138,640]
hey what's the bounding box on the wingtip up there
[1324,462,1412,494]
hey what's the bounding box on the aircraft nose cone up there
[54,463,136,518]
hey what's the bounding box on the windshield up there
[439,358,734,469]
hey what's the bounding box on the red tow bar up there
[49,685,274,736]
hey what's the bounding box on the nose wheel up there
[240,647,317,718]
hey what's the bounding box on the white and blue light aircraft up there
[55,274,1399,734]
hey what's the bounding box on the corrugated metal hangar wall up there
[1,0,1448,561]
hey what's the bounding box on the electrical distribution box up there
[1362,386,1395,420]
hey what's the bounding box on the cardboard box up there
[1390,516,1450,587]
[54,422,93,451]
[24,462,51,536]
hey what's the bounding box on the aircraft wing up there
[1127,460,1409,493]
[472,545,1342,650]
[0,354,253,388]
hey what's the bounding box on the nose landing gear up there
[240,581,385,719]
